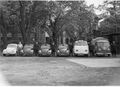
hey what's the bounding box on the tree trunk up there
[19,1,28,44]
[0,26,7,50]
[52,25,58,55]
[0,9,7,50]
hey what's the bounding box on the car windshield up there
[7,44,17,48]
[41,44,50,49]
[24,44,33,48]
[75,41,87,46]
[97,42,110,48]
[59,44,68,49]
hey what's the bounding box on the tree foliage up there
[98,0,120,34]
[0,1,97,46]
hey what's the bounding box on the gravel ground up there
[0,56,120,86]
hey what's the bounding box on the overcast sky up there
[85,0,105,7]
[85,0,106,15]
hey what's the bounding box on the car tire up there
[57,54,59,57]
[15,54,17,56]
[3,54,6,56]
[73,53,76,57]
[85,54,88,57]
[108,54,112,57]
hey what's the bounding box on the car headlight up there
[31,50,33,53]
[39,50,41,53]
[20,50,23,53]
[108,48,110,51]
[48,50,51,53]
[66,50,69,53]
[98,48,101,51]
[76,50,78,51]
[85,50,88,52]
[57,50,60,52]
[3,49,7,53]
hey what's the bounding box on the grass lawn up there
[0,57,120,86]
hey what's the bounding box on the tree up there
[0,1,97,47]
[1,1,49,44]
[98,0,120,34]
[46,1,96,48]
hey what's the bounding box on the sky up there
[85,0,106,15]
[85,0,105,7]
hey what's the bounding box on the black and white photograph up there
[0,0,120,86]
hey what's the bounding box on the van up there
[73,40,89,56]
[91,37,112,56]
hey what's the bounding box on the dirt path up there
[67,58,120,67]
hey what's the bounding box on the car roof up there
[41,44,50,46]
[24,44,33,47]
[75,40,87,43]
[59,44,68,46]
[8,44,17,46]
[96,40,109,43]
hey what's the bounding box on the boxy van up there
[73,40,89,56]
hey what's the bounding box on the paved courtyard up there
[0,56,120,86]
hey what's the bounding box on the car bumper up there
[57,52,69,56]
[74,53,89,56]
[23,52,33,56]
[3,53,16,56]
[96,52,112,56]
[39,52,51,56]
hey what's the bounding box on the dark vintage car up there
[91,37,112,56]
[56,44,70,56]
[22,44,34,56]
[38,44,52,56]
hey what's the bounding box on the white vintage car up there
[3,43,18,56]
[73,40,89,56]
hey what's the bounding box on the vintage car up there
[91,37,112,56]
[38,44,52,56]
[73,40,89,56]
[3,43,18,56]
[56,44,70,56]
[22,44,34,56]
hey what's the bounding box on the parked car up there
[38,44,52,56]
[56,44,70,56]
[22,44,34,56]
[73,40,89,56]
[91,37,112,56]
[3,43,18,56]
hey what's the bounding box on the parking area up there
[0,56,120,86]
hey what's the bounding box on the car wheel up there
[49,54,52,57]
[73,53,75,57]
[73,53,76,57]
[85,54,88,57]
[3,54,6,56]
[88,53,91,57]
[57,54,59,57]
[108,54,112,57]
[15,54,17,56]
